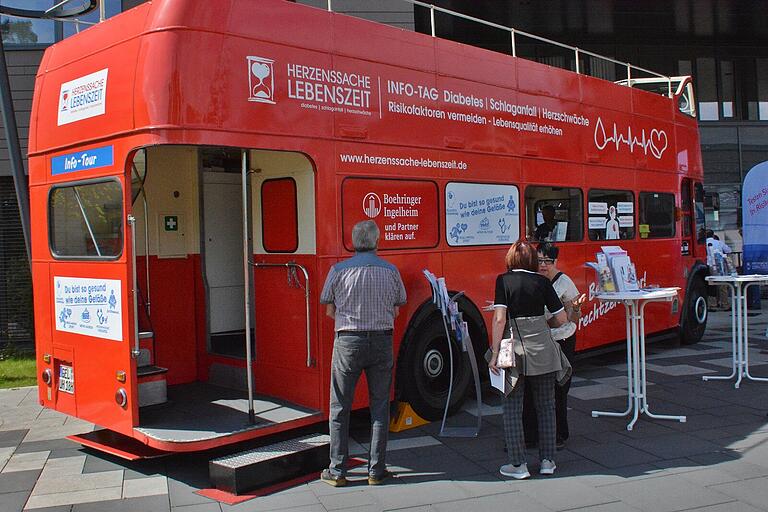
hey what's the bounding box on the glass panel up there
[720,60,735,118]
[587,189,635,241]
[130,149,147,204]
[696,58,718,121]
[50,181,123,258]
[694,182,706,242]
[757,58,768,121]
[1,0,55,45]
[62,0,122,38]
[639,192,675,239]
[524,186,582,242]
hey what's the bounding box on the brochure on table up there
[586,246,640,292]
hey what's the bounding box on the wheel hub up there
[694,296,707,324]
[423,349,444,378]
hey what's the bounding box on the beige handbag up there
[496,316,517,368]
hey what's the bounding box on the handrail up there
[127,214,140,358]
[251,261,314,368]
[325,0,674,98]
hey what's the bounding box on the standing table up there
[592,288,686,431]
[703,274,768,388]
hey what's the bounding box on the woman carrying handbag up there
[489,240,569,480]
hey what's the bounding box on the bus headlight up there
[41,369,52,386]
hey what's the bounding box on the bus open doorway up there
[74,146,323,456]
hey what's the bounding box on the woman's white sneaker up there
[500,463,530,479]
[540,459,556,475]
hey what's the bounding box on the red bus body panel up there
[28,0,704,449]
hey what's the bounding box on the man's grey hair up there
[352,220,380,252]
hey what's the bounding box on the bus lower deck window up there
[49,180,123,258]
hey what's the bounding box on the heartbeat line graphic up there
[593,117,668,159]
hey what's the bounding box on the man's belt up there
[336,329,393,337]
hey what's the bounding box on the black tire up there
[681,277,707,345]
[398,308,473,421]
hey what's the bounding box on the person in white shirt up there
[705,230,733,310]
[523,243,585,450]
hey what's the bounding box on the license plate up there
[58,365,74,394]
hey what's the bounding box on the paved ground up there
[2,309,768,511]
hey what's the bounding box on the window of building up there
[525,186,582,242]
[49,180,123,258]
[638,192,675,238]
[754,58,768,121]
[588,189,635,241]
[2,0,123,47]
[696,57,718,121]
[1,1,55,46]
[261,178,298,253]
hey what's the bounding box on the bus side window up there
[49,180,124,259]
[587,189,635,241]
[524,186,583,242]
[639,192,675,238]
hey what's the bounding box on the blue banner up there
[742,160,768,278]
[51,145,114,175]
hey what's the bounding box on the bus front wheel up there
[398,311,472,421]
[681,277,708,345]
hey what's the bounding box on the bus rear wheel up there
[398,312,472,421]
[681,277,707,345]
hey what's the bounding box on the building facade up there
[0,0,764,345]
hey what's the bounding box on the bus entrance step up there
[137,365,168,408]
[209,433,329,495]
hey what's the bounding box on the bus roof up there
[29,0,700,177]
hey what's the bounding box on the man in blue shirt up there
[319,220,407,487]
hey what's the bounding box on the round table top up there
[705,274,768,283]
[596,287,680,301]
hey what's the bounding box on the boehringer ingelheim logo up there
[247,56,275,104]
[363,193,382,218]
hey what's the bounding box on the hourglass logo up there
[247,56,275,104]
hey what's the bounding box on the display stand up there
[423,271,482,438]
[703,275,768,388]
[591,288,686,431]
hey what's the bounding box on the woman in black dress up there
[489,239,568,479]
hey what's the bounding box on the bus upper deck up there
[28,0,706,455]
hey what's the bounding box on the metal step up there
[137,365,168,408]
[209,433,329,495]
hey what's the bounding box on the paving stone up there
[568,441,660,469]
[38,456,86,479]
[32,470,123,496]
[2,451,49,473]
[0,469,41,494]
[0,490,31,512]
[72,494,170,512]
[431,490,551,512]
[14,440,81,455]
[619,432,721,460]
[517,477,619,511]
[122,475,167,498]
[598,473,734,512]
[678,502,762,512]
[167,478,213,509]
[709,476,768,510]
[25,486,123,509]
[223,490,320,512]
[170,503,221,512]
[316,489,376,510]
[0,431,28,449]
[366,480,472,509]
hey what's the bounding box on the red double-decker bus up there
[29,0,707,456]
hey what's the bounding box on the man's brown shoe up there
[320,469,347,487]
[368,470,394,485]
